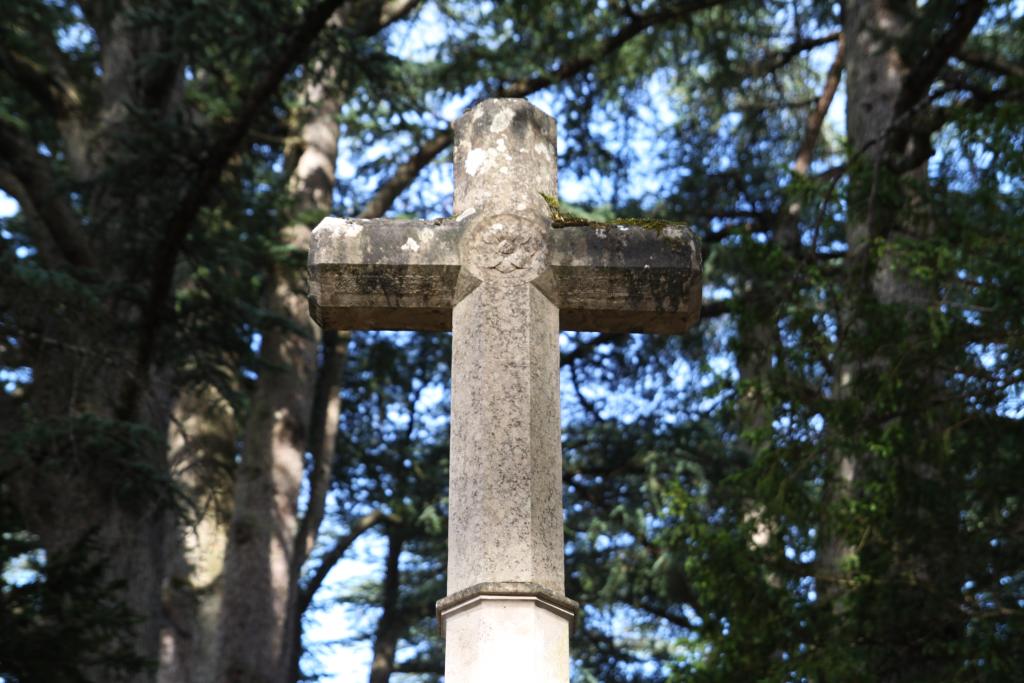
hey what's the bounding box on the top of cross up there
[308,98,701,334]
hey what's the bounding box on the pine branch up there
[127,0,409,418]
[496,0,732,96]
[357,0,733,220]
[957,47,1024,80]
[746,31,841,77]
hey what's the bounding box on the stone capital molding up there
[436,581,580,637]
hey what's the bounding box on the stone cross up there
[308,98,701,682]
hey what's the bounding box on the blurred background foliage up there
[1,0,1022,681]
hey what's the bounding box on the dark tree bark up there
[369,532,405,683]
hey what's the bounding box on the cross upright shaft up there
[447,101,562,595]
[308,98,701,683]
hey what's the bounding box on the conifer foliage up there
[1,1,1021,681]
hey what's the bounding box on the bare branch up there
[0,166,63,265]
[293,330,350,566]
[769,34,845,254]
[639,600,699,631]
[358,129,453,218]
[746,31,841,77]
[794,33,845,175]
[570,359,606,422]
[560,333,625,367]
[701,299,731,320]
[369,532,405,683]
[0,122,97,270]
[888,0,986,155]
[0,45,82,119]
[0,26,92,179]
[897,0,986,115]
[933,68,1023,109]
[393,660,443,675]
[374,0,423,29]
[298,509,392,614]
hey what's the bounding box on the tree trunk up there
[735,32,844,592]
[821,0,913,607]
[369,533,405,683]
[216,74,341,683]
[824,1,980,678]
[282,329,349,680]
[216,264,318,683]
[214,3,431,675]
[158,386,237,683]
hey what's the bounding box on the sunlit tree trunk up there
[159,386,237,683]
[216,77,341,683]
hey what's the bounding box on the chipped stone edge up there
[435,582,580,637]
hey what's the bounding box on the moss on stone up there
[540,193,689,236]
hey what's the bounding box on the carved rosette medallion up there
[461,213,549,284]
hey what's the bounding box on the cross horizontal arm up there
[308,216,465,331]
[549,222,701,334]
[309,216,702,334]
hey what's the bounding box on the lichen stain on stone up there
[490,108,514,133]
[317,217,365,239]
[466,148,487,176]
[401,237,420,253]
[339,221,364,238]
[416,227,436,244]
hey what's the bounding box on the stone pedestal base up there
[437,583,578,683]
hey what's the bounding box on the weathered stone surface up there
[308,216,464,331]
[308,214,701,333]
[453,98,557,220]
[549,222,702,333]
[306,98,705,683]
[436,581,579,635]
[448,281,562,592]
[446,98,564,600]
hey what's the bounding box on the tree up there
[1,1,427,679]
[2,0,1022,681]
